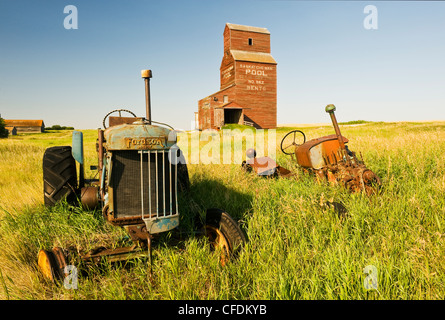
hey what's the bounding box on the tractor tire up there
[43,146,78,207]
[205,209,247,264]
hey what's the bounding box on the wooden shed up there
[5,126,17,136]
[197,23,277,130]
[4,120,45,133]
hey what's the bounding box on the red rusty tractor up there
[243,104,381,195]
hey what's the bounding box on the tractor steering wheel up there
[102,109,137,129]
[280,130,306,155]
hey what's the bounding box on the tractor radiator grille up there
[111,149,178,220]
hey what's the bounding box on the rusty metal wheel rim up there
[38,247,69,282]
[37,249,56,282]
[204,225,230,266]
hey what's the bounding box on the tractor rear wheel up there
[43,146,78,207]
[204,209,246,265]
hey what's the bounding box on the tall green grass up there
[0,122,444,299]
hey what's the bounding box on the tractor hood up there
[103,121,176,150]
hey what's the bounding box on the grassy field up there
[0,121,445,300]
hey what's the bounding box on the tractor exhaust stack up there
[325,104,346,152]
[141,69,153,124]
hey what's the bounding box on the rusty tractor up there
[243,104,381,195]
[38,69,246,282]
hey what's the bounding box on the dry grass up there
[0,121,445,300]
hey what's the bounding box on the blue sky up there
[0,0,444,130]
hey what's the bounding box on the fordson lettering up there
[125,137,164,149]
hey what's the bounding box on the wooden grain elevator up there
[197,23,277,130]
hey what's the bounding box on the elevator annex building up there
[196,23,277,130]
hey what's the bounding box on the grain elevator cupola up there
[197,23,277,130]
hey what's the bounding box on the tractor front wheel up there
[204,209,246,265]
[37,247,68,282]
